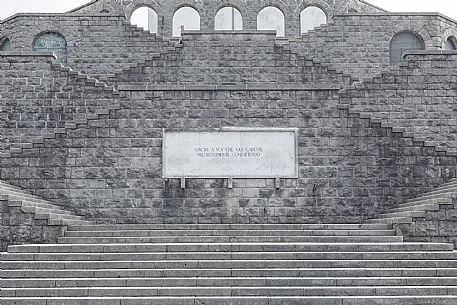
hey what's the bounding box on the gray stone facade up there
[1,0,457,249]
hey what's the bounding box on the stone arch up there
[214,6,243,30]
[291,1,333,36]
[125,1,165,35]
[442,28,457,50]
[347,8,358,13]
[389,31,425,65]
[0,37,12,51]
[445,37,457,50]
[257,6,285,37]
[125,1,162,20]
[100,9,110,13]
[130,6,159,33]
[172,5,201,37]
[33,32,68,64]
[27,23,75,50]
[300,6,327,34]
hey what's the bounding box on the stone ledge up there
[334,12,457,25]
[403,50,457,57]
[117,84,342,92]
[1,13,125,24]
[0,51,56,59]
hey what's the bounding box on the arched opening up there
[389,31,425,65]
[348,8,358,13]
[257,6,285,37]
[300,6,327,34]
[100,9,110,14]
[215,6,242,31]
[0,38,12,51]
[445,37,456,50]
[130,6,158,33]
[33,32,67,64]
[173,6,200,37]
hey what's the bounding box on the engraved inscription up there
[163,128,298,178]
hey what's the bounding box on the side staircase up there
[0,180,91,226]
[2,222,457,304]
[367,179,457,225]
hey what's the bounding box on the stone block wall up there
[339,51,457,153]
[70,0,384,37]
[394,199,457,248]
[112,32,353,88]
[1,81,455,224]
[2,11,456,85]
[1,201,65,251]
[0,15,177,78]
[0,53,119,152]
[289,14,457,79]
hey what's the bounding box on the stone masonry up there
[2,0,457,304]
[1,0,457,247]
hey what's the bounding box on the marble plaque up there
[163,128,298,178]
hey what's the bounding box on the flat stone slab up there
[163,128,298,178]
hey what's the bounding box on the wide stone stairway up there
[2,223,457,304]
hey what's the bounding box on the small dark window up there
[348,8,358,13]
[100,9,110,14]
[0,38,12,51]
[445,37,456,50]
[390,31,425,65]
[33,32,67,64]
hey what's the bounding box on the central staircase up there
[2,223,457,304]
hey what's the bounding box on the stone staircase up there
[366,179,457,225]
[2,223,457,304]
[0,59,121,158]
[0,180,91,226]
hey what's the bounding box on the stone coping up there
[1,13,125,24]
[0,51,56,63]
[118,84,342,92]
[358,0,387,12]
[67,0,99,13]
[335,12,457,25]
[403,50,457,56]
[181,30,277,36]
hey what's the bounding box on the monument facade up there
[1,0,457,246]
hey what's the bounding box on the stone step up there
[3,286,457,297]
[48,219,92,226]
[3,296,457,305]
[400,197,452,207]
[3,259,457,270]
[64,229,397,238]
[66,224,392,231]
[0,184,42,197]
[21,206,74,216]
[7,242,455,253]
[14,200,65,210]
[365,217,413,225]
[2,268,457,279]
[390,203,442,213]
[405,191,457,202]
[435,180,457,188]
[4,276,457,288]
[1,193,52,206]
[0,181,26,191]
[35,213,84,221]
[3,251,457,261]
[57,236,404,244]
[370,211,426,219]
